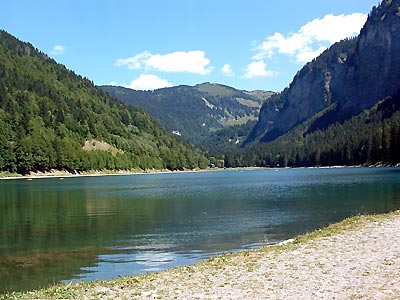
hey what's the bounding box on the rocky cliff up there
[248,0,400,143]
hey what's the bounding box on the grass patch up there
[0,172,21,178]
[221,115,258,126]
[235,98,262,108]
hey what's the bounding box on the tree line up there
[224,92,400,168]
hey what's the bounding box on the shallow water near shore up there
[1,167,400,292]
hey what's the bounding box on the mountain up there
[223,0,400,168]
[226,91,400,168]
[247,0,400,144]
[0,30,209,174]
[100,83,274,148]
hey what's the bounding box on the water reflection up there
[0,167,399,292]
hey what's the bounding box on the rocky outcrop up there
[248,0,400,143]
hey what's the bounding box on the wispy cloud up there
[50,45,66,55]
[221,64,234,77]
[124,74,172,90]
[253,13,367,64]
[116,50,212,75]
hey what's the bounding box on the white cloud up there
[50,45,65,55]
[124,74,172,90]
[116,50,212,75]
[244,61,275,79]
[253,13,367,64]
[221,64,234,77]
[116,51,151,70]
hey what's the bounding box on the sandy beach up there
[3,211,399,300]
[1,166,396,181]
[0,167,271,180]
[0,168,200,180]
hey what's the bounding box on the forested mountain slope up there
[0,30,209,174]
[101,83,273,148]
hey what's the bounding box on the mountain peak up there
[247,0,400,144]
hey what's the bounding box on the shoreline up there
[0,168,206,180]
[0,167,272,180]
[1,164,398,180]
[2,211,399,299]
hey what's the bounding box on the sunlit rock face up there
[248,0,400,143]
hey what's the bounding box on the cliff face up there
[340,0,400,111]
[248,0,400,143]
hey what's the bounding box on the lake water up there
[1,167,400,292]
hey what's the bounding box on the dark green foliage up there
[227,91,400,168]
[0,30,208,174]
[101,83,272,148]
[202,120,257,153]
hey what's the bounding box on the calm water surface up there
[1,167,400,292]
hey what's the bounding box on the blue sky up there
[1,0,379,92]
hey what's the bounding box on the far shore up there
[0,168,202,180]
[0,166,283,180]
[1,164,399,180]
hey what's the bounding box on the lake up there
[1,167,400,292]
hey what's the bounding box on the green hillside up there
[0,30,209,174]
[101,83,273,149]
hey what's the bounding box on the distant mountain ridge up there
[101,83,274,147]
[247,0,400,144]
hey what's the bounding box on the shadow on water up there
[0,247,116,293]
